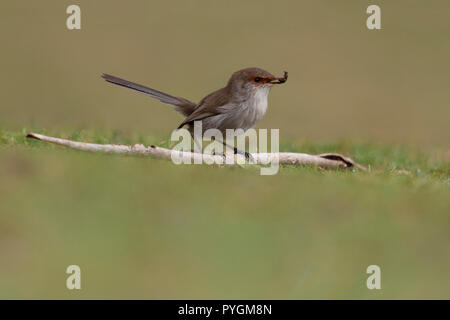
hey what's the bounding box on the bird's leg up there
[187,131,203,154]
[193,136,203,154]
[212,137,254,163]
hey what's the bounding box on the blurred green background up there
[1,0,450,147]
[0,0,449,299]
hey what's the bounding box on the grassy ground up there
[1,129,449,299]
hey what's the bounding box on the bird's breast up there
[247,86,270,124]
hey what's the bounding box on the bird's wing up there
[177,87,231,129]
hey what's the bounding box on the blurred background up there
[0,0,449,299]
[1,0,449,147]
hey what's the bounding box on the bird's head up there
[227,67,288,100]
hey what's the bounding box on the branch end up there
[317,153,367,171]
[25,133,40,140]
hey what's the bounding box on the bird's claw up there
[245,152,256,163]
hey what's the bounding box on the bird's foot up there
[233,148,255,163]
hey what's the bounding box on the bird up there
[102,67,288,158]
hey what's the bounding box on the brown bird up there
[102,68,288,158]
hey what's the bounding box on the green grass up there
[2,128,449,180]
[0,129,449,299]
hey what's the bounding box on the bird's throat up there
[251,86,270,117]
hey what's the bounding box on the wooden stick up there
[25,132,366,171]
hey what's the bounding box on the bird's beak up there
[270,71,288,84]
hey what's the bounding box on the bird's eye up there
[254,77,261,83]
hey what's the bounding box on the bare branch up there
[25,133,366,171]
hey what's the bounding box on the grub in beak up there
[270,71,288,84]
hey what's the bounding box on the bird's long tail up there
[102,73,196,116]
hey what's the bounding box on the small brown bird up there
[102,68,288,157]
